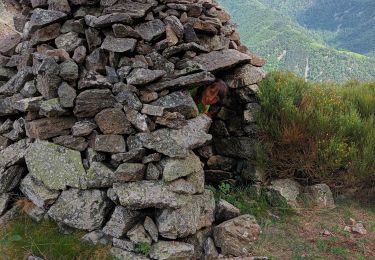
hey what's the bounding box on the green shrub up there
[135,242,151,256]
[257,72,375,187]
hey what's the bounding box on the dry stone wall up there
[0,0,266,258]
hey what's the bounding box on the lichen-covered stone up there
[161,152,203,182]
[0,139,28,169]
[266,179,302,209]
[150,241,195,260]
[48,188,111,231]
[25,141,86,190]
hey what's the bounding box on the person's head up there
[200,79,228,105]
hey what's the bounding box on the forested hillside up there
[219,0,375,82]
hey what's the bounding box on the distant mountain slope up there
[219,0,375,82]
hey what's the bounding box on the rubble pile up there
[0,0,265,258]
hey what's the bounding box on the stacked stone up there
[0,0,265,258]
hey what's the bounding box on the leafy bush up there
[135,243,151,256]
[257,72,375,188]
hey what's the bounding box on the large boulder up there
[48,189,111,231]
[25,141,86,190]
[213,215,261,257]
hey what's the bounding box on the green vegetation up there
[0,213,111,259]
[257,72,375,187]
[218,0,375,82]
[135,242,151,256]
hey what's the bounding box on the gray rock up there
[237,161,265,183]
[0,34,21,56]
[48,0,71,13]
[305,184,335,209]
[52,135,88,152]
[0,194,11,216]
[59,60,79,81]
[155,111,187,129]
[20,80,37,98]
[203,237,219,259]
[193,49,251,73]
[142,153,161,164]
[267,179,302,209]
[112,238,135,252]
[0,67,16,81]
[110,247,148,260]
[85,28,103,53]
[0,67,34,95]
[0,165,25,193]
[127,68,166,86]
[113,180,191,209]
[223,64,265,88]
[58,82,77,108]
[146,71,215,92]
[29,8,68,32]
[145,163,161,180]
[215,199,240,223]
[78,71,112,90]
[147,51,175,74]
[101,36,137,53]
[48,188,111,231]
[73,46,87,64]
[0,136,11,150]
[111,148,146,165]
[0,139,28,169]
[135,19,165,42]
[13,97,43,112]
[151,91,198,119]
[83,162,114,188]
[161,152,202,182]
[39,98,69,117]
[115,163,145,182]
[156,190,215,239]
[124,107,150,132]
[82,230,111,245]
[144,216,158,242]
[165,16,184,40]
[213,215,261,257]
[127,224,152,245]
[30,23,61,46]
[26,204,46,222]
[19,175,60,208]
[25,141,86,190]
[150,241,195,260]
[141,104,164,117]
[85,13,132,28]
[94,135,126,153]
[74,89,116,118]
[95,108,132,135]
[103,0,154,18]
[102,206,143,238]
[113,24,141,38]
[162,42,208,58]
[72,120,97,136]
[115,90,142,111]
[55,32,84,53]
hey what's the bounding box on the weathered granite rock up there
[113,181,190,209]
[111,148,146,165]
[156,190,215,239]
[39,98,69,117]
[19,175,60,208]
[144,216,158,242]
[25,141,86,190]
[101,36,137,53]
[224,64,265,89]
[127,68,166,86]
[112,238,135,252]
[26,204,47,222]
[114,163,145,182]
[305,184,335,209]
[13,97,44,112]
[0,194,11,216]
[150,241,195,260]
[58,82,77,108]
[127,223,152,245]
[161,152,202,182]
[95,108,132,134]
[213,215,261,257]
[0,34,21,56]
[26,117,76,139]
[29,8,68,32]
[81,230,111,245]
[110,247,148,260]
[30,23,61,46]
[0,166,26,194]
[55,32,83,53]
[194,49,251,72]
[74,89,116,117]
[102,206,143,238]
[113,24,141,38]
[85,13,132,28]
[150,91,198,119]
[0,139,28,169]
[135,19,165,41]
[59,60,79,81]
[146,71,215,92]
[72,120,97,136]
[48,189,111,231]
[52,135,88,151]
[215,199,241,223]
[124,107,150,132]
[94,135,126,153]
[116,90,142,110]
[162,42,208,58]
[0,67,34,95]
[267,179,302,209]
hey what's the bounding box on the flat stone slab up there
[29,8,68,32]
[101,36,137,53]
[135,19,165,41]
[0,139,28,169]
[103,0,154,19]
[25,141,87,190]
[150,241,195,260]
[193,49,251,73]
[48,188,111,231]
